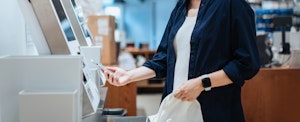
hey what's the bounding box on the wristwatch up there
[201,74,211,91]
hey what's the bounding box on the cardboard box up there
[101,38,117,65]
[87,15,117,65]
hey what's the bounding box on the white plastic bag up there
[147,93,204,122]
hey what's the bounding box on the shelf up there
[128,50,156,59]
[248,1,261,5]
[128,50,156,54]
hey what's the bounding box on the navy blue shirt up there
[143,0,260,121]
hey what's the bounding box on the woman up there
[103,0,260,121]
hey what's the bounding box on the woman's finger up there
[107,71,114,83]
[112,75,119,85]
[179,90,190,101]
[181,95,187,101]
[183,94,192,101]
[103,71,110,83]
[185,97,193,101]
[174,89,183,99]
[107,67,117,72]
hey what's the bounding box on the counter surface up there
[242,68,300,122]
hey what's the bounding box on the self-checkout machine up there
[0,0,147,121]
[0,0,103,122]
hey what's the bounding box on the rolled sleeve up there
[224,0,260,86]
[143,52,167,78]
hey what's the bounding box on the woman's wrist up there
[194,76,204,91]
[124,71,134,83]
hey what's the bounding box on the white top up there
[173,16,197,90]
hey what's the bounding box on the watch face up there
[202,77,211,88]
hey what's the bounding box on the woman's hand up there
[102,67,131,86]
[174,78,204,101]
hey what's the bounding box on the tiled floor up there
[136,93,162,116]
